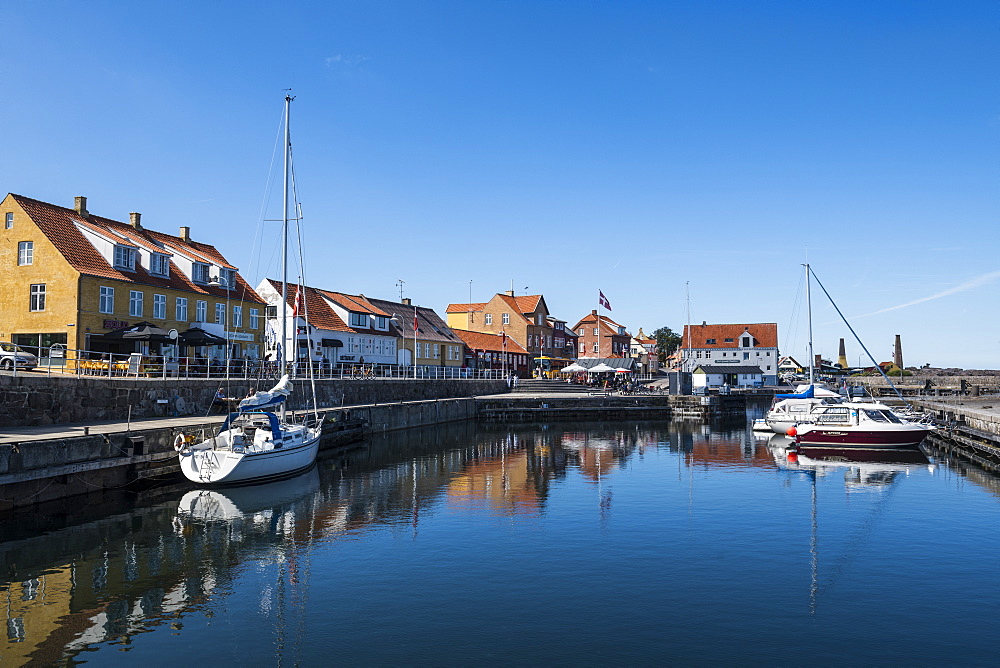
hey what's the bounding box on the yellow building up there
[0,193,266,363]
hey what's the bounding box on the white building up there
[681,322,779,385]
[692,364,764,389]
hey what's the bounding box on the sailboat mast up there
[281,94,292,374]
[805,263,815,386]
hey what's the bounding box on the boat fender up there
[173,433,188,452]
[787,426,797,437]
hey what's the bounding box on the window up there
[192,263,211,284]
[99,286,114,314]
[742,336,751,347]
[129,290,143,316]
[502,313,510,325]
[196,300,207,322]
[215,303,226,325]
[114,246,136,270]
[16,241,33,265]
[706,338,716,344]
[724,338,734,343]
[593,328,598,336]
[245,344,259,359]
[150,254,170,276]
[29,284,45,311]
[743,352,750,360]
[153,294,166,319]
[233,305,243,327]
[485,314,493,325]
[350,313,368,328]
[376,316,388,330]
[537,314,544,325]
[592,342,599,353]
[265,305,277,319]
[434,344,440,358]
[220,268,236,290]
[578,328,584,335]
[176,297,188,321]
[250,308,259,329]
[4,212,12,229]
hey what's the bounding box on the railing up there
[4,345,513,381]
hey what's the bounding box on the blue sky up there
[3,1,998,368]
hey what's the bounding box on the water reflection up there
[0,419,995,664]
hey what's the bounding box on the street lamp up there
[390,314,404,377]
[208,275,231,378]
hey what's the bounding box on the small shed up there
[692,365,763,388]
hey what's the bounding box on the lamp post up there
[390,314,403,377]
[208,275,231,379]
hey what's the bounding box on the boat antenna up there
[806,266,909,407]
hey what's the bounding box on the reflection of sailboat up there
[177,466,320,522]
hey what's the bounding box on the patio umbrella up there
[561,363,586,373]
[103,321,173,343]
[615,367,632,373]
[589,363,616,373]
[178,327,227,346]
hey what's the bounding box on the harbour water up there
[3,417,1000,665]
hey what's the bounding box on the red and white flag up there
[501,331,507,349]
[292,286,302,319]
[599,290,612,311]
[413,312,420,334]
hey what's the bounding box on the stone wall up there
[0,374,508,427]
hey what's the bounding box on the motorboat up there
[789,400,933,449]
[764,383,843,434]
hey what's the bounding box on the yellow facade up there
[0,193,264,359]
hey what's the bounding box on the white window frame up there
[485,314,493,325]
[233,305,243,327]
[502,313,510,325]
[196,300,207,322]
[215,303,226,325]
[129,290,143,317]
[153,294,166,320]
[249,308,259,329]
[150,253,170,277]
[99,286,114,314]
[192,263,211,284]
[350,313,368,328]
[176,297,188,322]
[29,284,46,311]
[4,212,12,229]
[114,246,136,270]
[17,241,33,266]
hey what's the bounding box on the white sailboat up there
[177,95,324,485]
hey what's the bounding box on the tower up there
[838,338,848,369]
[893,334,903,370]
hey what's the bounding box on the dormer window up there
[706,338,716,344]
[350,313,369,328]
[192,263,211,284]
[742,336,752,347]
[220,268,236,290]
[113,245,136,270]
[375,316,388,330]
[150,253,170,277]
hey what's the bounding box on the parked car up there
[0,342,38,370]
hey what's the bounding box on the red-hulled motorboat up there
[789,400,934,449]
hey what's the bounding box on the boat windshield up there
[863,409,889,422]
[881,410,903,424]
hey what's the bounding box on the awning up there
[321,339,344,347]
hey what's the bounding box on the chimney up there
[702,321,707,327]
[505,290,514,296]
[592,309,598,316]
[838,338,848,369]
[129,212,142,229]
[893,334,903,369]
[179,226,191,242]
[402,298,411,306]
[74,196,88,217]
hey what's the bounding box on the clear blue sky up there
[3,1,998,368]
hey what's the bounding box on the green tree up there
[652,326,682,365]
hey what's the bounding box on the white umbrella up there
[561,363,586,373]
[589,363,616,373]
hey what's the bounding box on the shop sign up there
[104,319,129,330]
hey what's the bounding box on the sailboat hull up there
[179,426,321,485]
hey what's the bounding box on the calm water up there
[3,417,1000,666]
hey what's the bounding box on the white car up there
[0,342,38,371]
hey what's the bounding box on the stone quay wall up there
[0,374,509,428]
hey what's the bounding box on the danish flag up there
[599,290,612,311]
[292,286,302,319]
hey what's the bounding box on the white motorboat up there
[177,95,324,485]
[789,400,933,449]
[765,383,844,435]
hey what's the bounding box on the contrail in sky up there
[857,270,1000,318]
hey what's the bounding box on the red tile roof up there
[11,193,262,302]
[452,329,528,354]
[682,323,778,348]
[571,311,629,337]
[446,302,487,314]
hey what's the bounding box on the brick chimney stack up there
[893,334,903,369]
[74,196,88,217]
[129,212,142,229]
[505,290,514,296]
[179,226,191,242]
[838,338,848,369]
[402,298,412,306]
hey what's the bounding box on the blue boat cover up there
[220,410,283,440]
[775,385,815,399]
